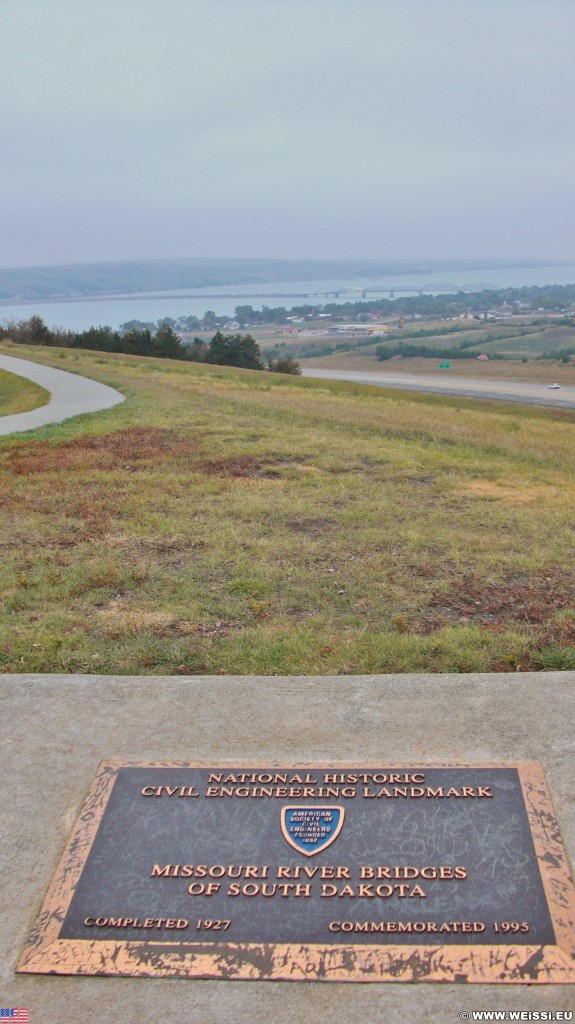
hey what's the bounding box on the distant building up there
[486,308,512,319]
[331,323,390,335]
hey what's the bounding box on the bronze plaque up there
[18,762,575,983]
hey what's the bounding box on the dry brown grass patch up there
[96,603,177,638]
[95,599,242,640]
[5,427,198,475]
[4,427,265,479]
[463,480,563,505]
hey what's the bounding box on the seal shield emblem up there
[280,805,345,857]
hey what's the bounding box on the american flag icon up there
[0,1012,28,1022]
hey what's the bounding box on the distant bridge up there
[177,282,499,301]
[227,281,499,300]
[334,281,498,299]
[0,282,499,308]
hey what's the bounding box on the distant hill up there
[0,257,568,303]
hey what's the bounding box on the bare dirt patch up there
[199,455,263,477]
[287,517,336,534]
[416,569,575,637]
[4,427,265,479]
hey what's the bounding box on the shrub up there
[267,355,301,375]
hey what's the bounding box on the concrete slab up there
[0,354,124,435]
[1,671,574,1022]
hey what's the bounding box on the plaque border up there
[17,761,575,984]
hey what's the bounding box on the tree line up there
[0,316,301,374]
[376,341,506,362]
[222,283,575,327]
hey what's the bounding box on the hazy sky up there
[2,0,574,267]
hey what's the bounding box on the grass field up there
[304,349,575,383]
[369,320,575,358]
[293,317,575,380]
[1,342,575,676]
[0,368,50,416]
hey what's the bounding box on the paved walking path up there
[0,353,124,435]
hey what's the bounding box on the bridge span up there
[165,281,498,301]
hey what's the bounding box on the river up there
[1,263,574,332]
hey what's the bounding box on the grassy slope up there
[1,343,575,675]
[301,320,575,376]
[0,368,50,416]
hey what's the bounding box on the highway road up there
[302,368,575,409]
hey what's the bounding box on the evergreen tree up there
[151,323,182,359]
[208,332,263,369]
[123,328,153,356]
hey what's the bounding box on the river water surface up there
[1,264,574,332]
